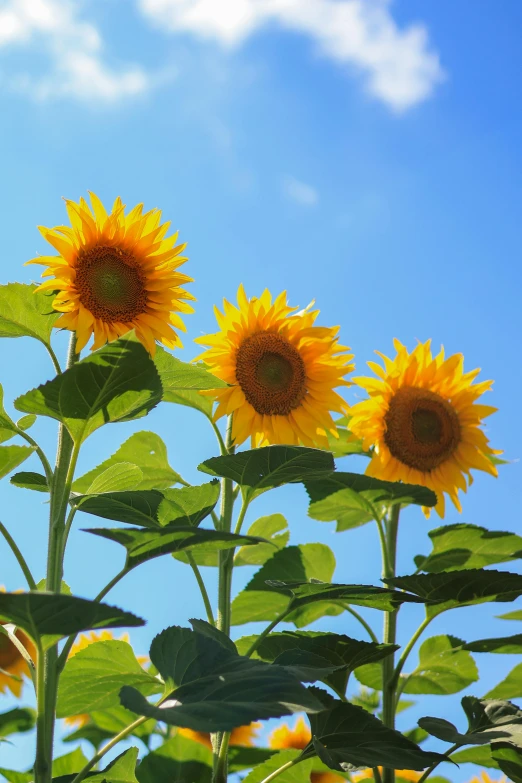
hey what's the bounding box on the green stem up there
[233,498,249,536]
[16,429,54,486]
[187,552,215,626]
[381,504,401,783]
[0,521,37,590]
[342,604,379,644]
[209,416,227,456]
[258,759,299,783]
[46,344,62,376]
[416,744,459,783]
[69,716,149,783]
[391,615,433,701]
[213,732,231,782]
[244,607,293,658]
[34,643,49,781]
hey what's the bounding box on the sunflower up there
[467,773,506,783]
[0,622,35,698]
[28,192,194,355]
[269,718,344,783]
[195,286,354,447]
[178,722,261,749]
[349,340,499,517]
[352,769,421,782]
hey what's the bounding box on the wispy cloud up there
[0,0,149,102]
[138,0,444,111]
[282,176,319,206]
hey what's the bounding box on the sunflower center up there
[0,626,21,669]
[235,332,307,415]
[75,245,147,323]
[384,386,461,472]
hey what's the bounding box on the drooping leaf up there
[10,471,49,492]
[154,347,226,392]
[0,592,144,645]
[15,336,163,444]
[57,640,160,718]
[73,431,182,493]
[85,526,268,571]
[52,748,139,783]
[72,482,220,529]
[419,696,522,746]
[0,445,35,480]
[241,750,313,783]
[306,473,437,531]
[492,742,522,782]
[236,630,397,696]
[234,514,290,567]
[399,635,479,696]
[199,446,335,498]
[0,283,59,346]
[386,569,522,617]
[414,523,522,573]
[136,735,213,783]
[0,708,36,738]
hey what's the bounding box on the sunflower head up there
[195,285,354,447]
[352,769,421,782]
[349,339,500,517]
[269,716,311,750]
[0,587,36,698]
[29,193,194,356]
[178,722,261,749]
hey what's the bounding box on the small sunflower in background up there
[352,769,421,782]
[28,192,194,355]
[179,722,261,749]
[269,717,344,783]
[0,622,35,698]
[195,285,354,447]
[349,339,499,517]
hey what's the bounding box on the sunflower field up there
[0,192,518,783]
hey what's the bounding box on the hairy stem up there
[381,504,401,783]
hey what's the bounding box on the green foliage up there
[136,735,213,783]
[0,592,144,645]
[464,633,522,653]
[15,336,163,444]
[485,663,522,698]
[73,431,182,493]
[57,640,161,718]
[325,416,368,458]
[0,768,33,783]
[451,745,500,768]
[234,514,289,566]
[498,609,522,621]
[415,523,522,572]
[396,635,479,696]
[52,748,89,775]
[419,696,522,746]
[0,445,35,480]
[0,708,36,738]
[154,346,226,393]
[306,472,437,530]
[242,750,312,783]
[72,482,220,528]
[199,446,335,498]
[52,748,139,783]
[10,471,48,492]
[492,742,522,782]
[0,283,59,346]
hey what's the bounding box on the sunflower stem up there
[381,503,401,783]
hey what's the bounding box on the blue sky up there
[0,0,521,776]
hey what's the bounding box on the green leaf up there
[228,748,277,773]
[464,634,522,654]
[0,769,33,783]
[307,696,446,771]
[234,514,289,567]
[53,748,139,783]
[85,526,268,570]
[0,384,19,441]
[385,569,522,617]
[237,630,397,696]
[0,708,36,738]
[52,748,89,776]
[155,346,226,392]
[242,750,313,783]
[73,431,182,493]
[231,544,336,626]
[81,463,144,494]
[0,445,35,480]
[394,635,479,696]
[419,696,522,746]
[136,735,212,783]
[199,446,335,498]
[325,417,368,459]
[414,523,522,573]
[15,336,162,445]
[451,745,499,768]
[10,471,49,492]
[268,580,425,614]
[0,283,59,346]
[57,640,160,718]
[485,664,522,699]
[89,705,156,742]
[492,743,522,782]
[0,592,144,645]
[72,482,220,529]
[62,723,115,750]
[497,610,522,621]
[306,472,437,531]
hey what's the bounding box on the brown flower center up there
[235,332,307,415]
[75,245,147,323]
[0,625,24,669]
[384,386,461,471]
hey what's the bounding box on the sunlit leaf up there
[235,514,290,567]
[10,471,49,492]
[136,735,212,783]
[0,445,35,480]
[53,748,139,783]
[419,696,522,746]
[415,523,522,573]
[52,748,89,776]
[242,750,312,783]
[154,347,227,392]
[399,635,478,695]
[0,283,59,346]
[492,743,522,782]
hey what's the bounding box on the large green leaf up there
[0,592,144,644]
[121,622,322,732]
[236,630,397,696]
[85,526,268,570]
[415,523,522,573]
[400,635,478,695]
[0,708,36,738]
[0,283,59,346]
[492,743,522,782]
[15,336,162,444]
[234,514,290,567]
[0,445,35,480]
[464,634,522,654]
[231,544,336,626]
[72,482,220,529]
[136,735,212,783]
[306,694,445,771]
[242,750,313,783]
[306,473,437,531]
[57,640,160,718]
[199,446,335,498]
[73,432,182,493]
[485,664,522,699]
[419,696,522,746]
[386,569,522,617]
[154,347,226,393]
[52,748,139,783]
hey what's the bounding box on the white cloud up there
[0,0,149,101]
[282,175,318,206]
[138,0,444,111]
